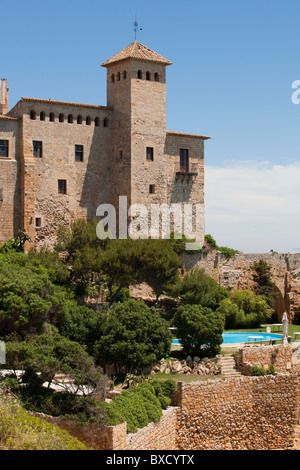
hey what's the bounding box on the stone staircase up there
[218,354,242,378]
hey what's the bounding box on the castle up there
[0,41,210,248]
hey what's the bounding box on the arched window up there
[137,70,142,79]
[77,115,82,124]
[49,112,55,122]
[40,111,45,121]
[123,70,127,80]
[68,114,73,123]
[146,71,151,81]
[103,117,108,128]
[111,74,115,83]
[59,113,64,123]
[30,110,36,120]
[86,116,91,125]
[154,73,159,82]
[95,117,100,127]
[117,72,121,81]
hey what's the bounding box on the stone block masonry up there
[34,370,299,451]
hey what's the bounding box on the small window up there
[40,112,45,121]
[103,118,108,128]
[30,110,36,120]
[59,113,64,123]
[58,179,67,194]
[0,140,9,157]
[149,184,155,194]
[77,115,82,124]
[117,72,121,81]
[49,112,55,122]
[75,144,84,162]
[86,116,91,125]
[35,217,42,228]
[146,71,151,81]
[95,117,100,127]
[33,141,42,158]
[119,150,123,159]
[68,114,73,123]
[0,188,3,202]
[146,147,154,161]
[137,70,142,79]
[111,74,115,83]
[123,70,127,80]
[154,73,159,82]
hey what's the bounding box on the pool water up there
[172,332,282,345]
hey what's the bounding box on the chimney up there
[0,79,9,115]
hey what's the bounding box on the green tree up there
[251,259,276,310]
[217,289,273,329]
[170,268,229,309]
[172,304,225,357]
[5,332,109,397]
[94,299,172,373]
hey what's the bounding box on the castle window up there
[117,72,121,81]
[111,74,115,83]
[146,147,154,161]
[59,113,64,122]
[0,140,8,157]
[119,150,123,159]
[137,70,142,79]
[0,188,3,202]
[154,73,159,82]
[68,114,73,123]
[86,116,91,125]
[103,118,108,128]
[123,70,127,80]
[49,112,55,122]
[146,71,151,81]
[95,117,100,127]
[30,110,36,120]
[58,179,67,194]
[35,217,42,228]
[33,141,42,158]
[77,115,82,124]
[40,112,45,121]
[180,148,189,172]
[149,184,155,194]
[75,144,84,162]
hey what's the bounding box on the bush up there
[252,364,276,376]
[99,379,176,433]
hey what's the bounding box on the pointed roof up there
[101,41,172,67]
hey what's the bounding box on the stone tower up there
[101,42,173,236]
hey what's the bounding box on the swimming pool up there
[172,331,282,345]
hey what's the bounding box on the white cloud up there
[204,161,300,253]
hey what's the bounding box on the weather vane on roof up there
[133,18,142,41]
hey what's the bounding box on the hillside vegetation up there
[0,385,88,450]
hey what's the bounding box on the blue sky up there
[2,0,300,253]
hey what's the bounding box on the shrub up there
[252,364,276,376]
[98,379,176,433]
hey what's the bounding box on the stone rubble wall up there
[33,368,299,450]
[175,373,298,450]
[236,342,300,388]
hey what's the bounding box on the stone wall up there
[183,250,300,320]
[175,373,298,450]
[237,342,300,381]
[34,368,299,451]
